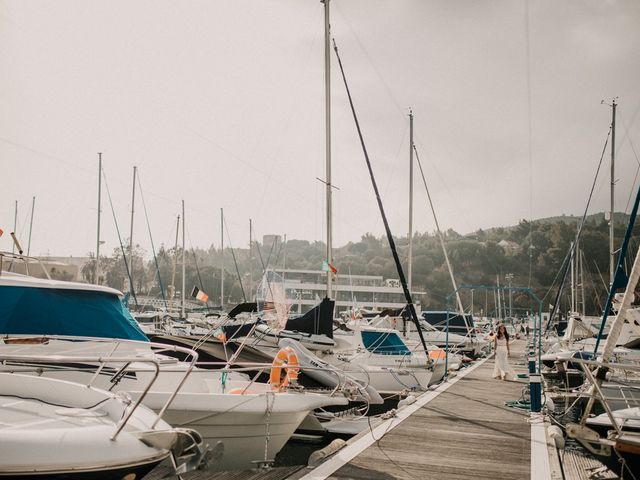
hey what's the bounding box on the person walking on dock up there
[492,324,516,380]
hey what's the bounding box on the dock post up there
[529,373,541,412]
[528,355,536,374]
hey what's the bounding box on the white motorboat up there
[238,312,434,394]
[0,354,204,479]
[323,325,434,394]
[0,260,349,471]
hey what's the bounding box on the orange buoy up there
[429,349,446,361]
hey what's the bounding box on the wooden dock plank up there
[328,340,531,480]
[145,465,304,480]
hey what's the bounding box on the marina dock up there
[295,340,531,480]
[151,341,538,480]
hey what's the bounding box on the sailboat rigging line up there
[413,145,466,318]
[136,174,167,309]
[254,240,266,273]
[251,239,276,307]
[272,238,285,269]
[594,179,640,353]
[582,255,603,313]
[184,224,206,295]
[623,132,640,214]
[546,127,611,333]
[538,253,567,304]
[264,235,277,271]
[190,246,205,295]
[102,169,138,307]
[223,217,247,302]
[332,39,428,354]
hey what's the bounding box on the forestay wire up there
[102,167,138,307]
[332,38,428,353]
[137,173,167,309]
[546,127,611,332]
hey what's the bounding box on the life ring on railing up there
[269,346,300,391]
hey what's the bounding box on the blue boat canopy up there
[361,330,411,355]
[0,285,148,341]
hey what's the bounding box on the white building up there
[273,268,425,315]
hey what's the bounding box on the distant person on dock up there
[492,324,516,381]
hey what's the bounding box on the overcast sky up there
[2,0,640,260]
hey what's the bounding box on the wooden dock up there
[296,340,532,480]
[147,341,537,480]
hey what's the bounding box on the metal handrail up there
[0,250,51,279]
[0,335,362,398]
[566,357,640,373]
[0,335,199,432]
[0,352,160,440]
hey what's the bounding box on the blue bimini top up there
[0,275,147,341]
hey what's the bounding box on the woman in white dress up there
[492,324,516,380]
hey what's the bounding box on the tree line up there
[79,213,639,316]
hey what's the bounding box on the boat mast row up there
[609,98,617,287]
[95,152,102,284]
[129,166,137,291]
[324,0,333,300]
[408,109,414,293]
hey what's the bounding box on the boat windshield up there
[0,286,148,341]
[361,330,411,355]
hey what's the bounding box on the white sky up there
[1,0,640,259]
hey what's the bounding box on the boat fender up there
[308,438,347,466]
[398,395,416,408]
[270,346,300,391]
[548,425,565,449]
[545,396,556,412]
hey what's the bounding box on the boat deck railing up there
[0,335,200,435]
[0,250,51,279]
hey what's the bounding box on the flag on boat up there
[212,328,227,344]
[322,260,337,275]
[190,286,209,303]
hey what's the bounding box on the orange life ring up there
[269,346,300,391]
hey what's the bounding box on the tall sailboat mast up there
[11,201,17,254]
[570,241,576,313]
[249,218,253,301]
[27,196,35,256]
[128,166,137,290]
[181,200,186,319]
[407,109,414,292]
[220,208,224,309]
[169,214,180,310]
[95,152,102,284]
[609,98,617,286]
[323,0,333,299]
[580,248,586,316]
